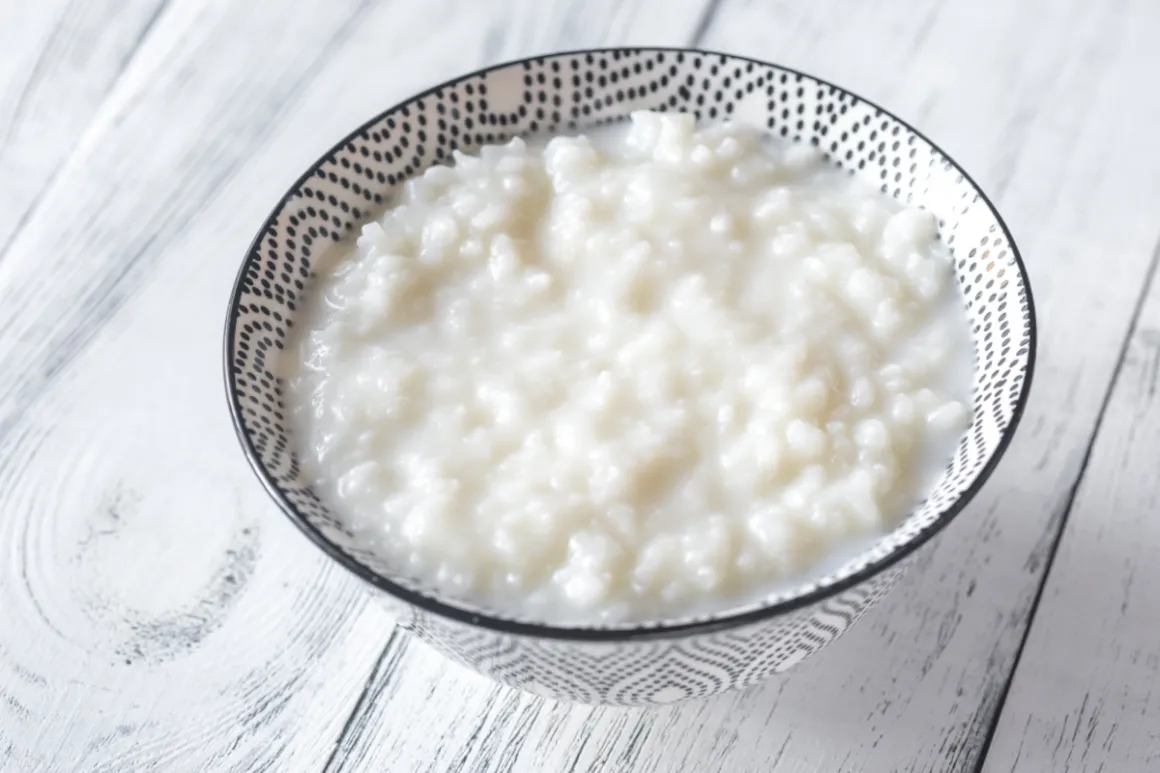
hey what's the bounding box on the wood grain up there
[0,0,709,771]
[4,0,1160,770]
[979,226,1160,768]
[326,1,1160,771]
[0,0,173,256]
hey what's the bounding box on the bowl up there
[224,47,1035,706]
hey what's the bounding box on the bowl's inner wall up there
[228,49,1031,630]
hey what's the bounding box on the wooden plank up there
[0,0,174,254]
[0,0,711,771]
[978,223,1160,766]
[324,1,1160,771]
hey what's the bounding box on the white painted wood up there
[0,1,710,771]
[6,0,1160,770]
[325,1,1160,771]
[0,0,172,254]
[979,240,1160,765]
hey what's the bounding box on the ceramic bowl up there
[224,48,1035,706]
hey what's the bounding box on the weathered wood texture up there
[980,234,1160,769]
[3,0,1160,771]
[0,1,709,771]
[0,0,171,253]
[322,1,1160,771]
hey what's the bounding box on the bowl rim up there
[224,46,1038,642]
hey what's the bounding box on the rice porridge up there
[284,110,973,624]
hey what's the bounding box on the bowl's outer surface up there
[225,48,1035,705]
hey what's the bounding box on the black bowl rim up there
[224,46,1038,642]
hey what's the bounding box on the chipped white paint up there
[2,0,1160,771]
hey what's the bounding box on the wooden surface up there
[1,0,1158,770]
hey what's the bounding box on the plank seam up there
[969,231,1160,773]
[0,0,383,434]
[689,0,724,46]
[321,628,406,773]
[0,0,175,266]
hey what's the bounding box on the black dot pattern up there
[226,49,1035,705]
